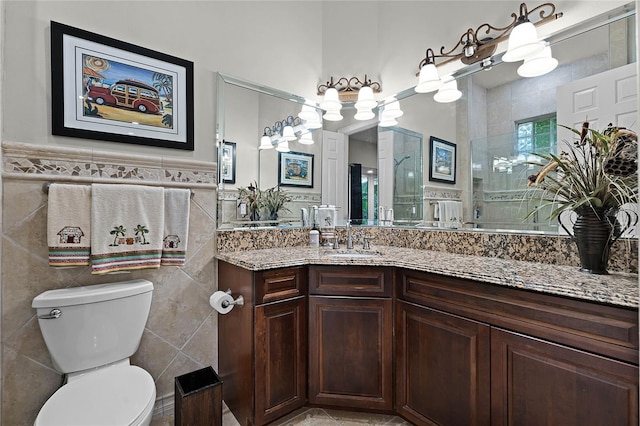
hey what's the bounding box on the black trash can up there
[175,366,223,426]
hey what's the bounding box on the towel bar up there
[42,182,195,198]
[428,199,461,204]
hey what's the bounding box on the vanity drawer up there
[397,268,639,364]
[255,266,307,305]
[309,266,392,297]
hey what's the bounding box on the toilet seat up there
[35,365,155,426]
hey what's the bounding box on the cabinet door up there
[308,296,393,411]
[491,327,639,426]
[255,297,307,425]
[395,300,491,426]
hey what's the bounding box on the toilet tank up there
[32,279,153,374]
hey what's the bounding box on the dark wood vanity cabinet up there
[219,260,638,425]
[396,300,491,425]
[308,266,394,411]
[218,261,307,426]
[396,268,639,426]
[491,327,639,426]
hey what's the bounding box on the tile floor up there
[151,404,412,425]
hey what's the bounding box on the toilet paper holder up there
[222,289,244,308]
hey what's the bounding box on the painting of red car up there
[87,79,163,114]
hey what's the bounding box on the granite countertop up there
[216,246,639,308]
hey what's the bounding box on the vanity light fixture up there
[317,75,382,121]
[415,2,562,100]
[259,116,307,150]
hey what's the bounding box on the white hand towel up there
[90,184,165,274]
[161,188,191,266]
[447,201,463,222]
[47,184,91,266]
[437,201,447,228]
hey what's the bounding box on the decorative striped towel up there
[47,184,91,266]
[90,184,165,274]
[161,188,191,266]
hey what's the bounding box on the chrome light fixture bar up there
[259,116,306,151]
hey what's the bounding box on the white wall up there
[1,1,629,162]
[1,1,323,162]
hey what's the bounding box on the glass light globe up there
[282,125,296,141]
[276,140,290,152]
[517,45,558,77]
[299,102,319,121]
[323,110,343,121]
[382,98,403,118]
[298,132,315,145]
[415,63,443,93]
[259,135,274,150]
[320,87,342,111]
[503,21,544,62]
[355,85,377,110]
[434,79,462,103]
[304,111,322,129]
[354,108,375,121]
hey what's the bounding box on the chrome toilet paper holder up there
[223,289,244,308]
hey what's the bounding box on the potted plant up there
[262,185,292,221]
[526,123,637,273]
[237,181,263,221]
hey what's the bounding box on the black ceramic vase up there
[560,207,629,274]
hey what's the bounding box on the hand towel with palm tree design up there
[90,184,165,274]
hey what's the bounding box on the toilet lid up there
[36,365,155,426]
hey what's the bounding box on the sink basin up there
[329,253,378,259]
[326,250,381,259]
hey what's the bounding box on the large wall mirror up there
[217,3,637,234]
[216,74,323,229]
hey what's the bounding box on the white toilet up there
[32,279,157,426]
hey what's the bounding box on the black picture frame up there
[221,141,236,184]
[429,136,457,184]
[50,21,194,150]
[278,151,314,188]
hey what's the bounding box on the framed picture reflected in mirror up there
[221,141,236,184]
[278,151,314,188]
[429,136,456,184]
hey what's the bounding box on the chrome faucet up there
[346,220,354,249]
[362,234,372,250]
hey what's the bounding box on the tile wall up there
[1,142,217,424]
